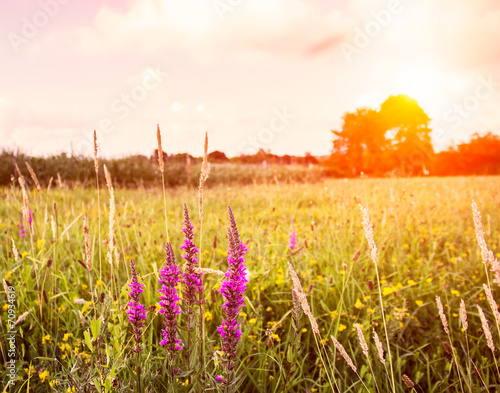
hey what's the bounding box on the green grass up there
[1,176,500,392]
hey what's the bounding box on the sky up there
[1,0,500,158]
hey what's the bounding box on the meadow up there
[1,173,500,393]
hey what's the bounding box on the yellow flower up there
[24,365,35,376]
[407,280,416,285]
[204,311,213,322]
[450,289,460,297]
[37,239,46,249]
[403,243,409,249]
[330,310,338,319]
[426,278,432,284]
[266,307,272,312]
[415,300,423,307]
[49,380,59,387]
[21,251,30,258]
[39,370,50,383]
[63,333,73,341]
[249,318,257,325]
[42,335,52,345]
[269,375,275,380]
[338,324,347,332]
[240,312,247,319]
[309,259,317,266]
[271,333,281,342]
[2,304,9,311]
[354,298,364,309]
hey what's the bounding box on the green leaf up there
[91,318,102,340]
[84,330,94,352]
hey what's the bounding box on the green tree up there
[331,108,391,175]
[379,95,433,175]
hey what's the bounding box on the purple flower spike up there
[289,218,297,249]
[217,206,248,369]
[126,259,147,353]
[158,242,183,355]
[19,212,26,238]
[181,204,203,307]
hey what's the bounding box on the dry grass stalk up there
[355,324,369,358]
[104,165,116,267]
[460,299,468,332]
[436,295,449,335]
[194,267,225,277]
[93,130,99,173]
[11,238,19,262]
[483,284,500,327]
[57,172,63,188]
[50,215,56,241]
[290,245,304,256]
[47,176,53,194]
[14,163,24,182]
[373,329,386,365]
[198,132,209,221]
[402,374,415,389]
[25,162,41,192]
[83,216,92,272]
[359,205,378,264]
[287,261,319,334]
[331,335,357,372]
[157,124,164,173]
[13,310,31,327]
[477,305,495,353]
[472,201,500,285]
[2,279,10,298]
[60,213,83,239]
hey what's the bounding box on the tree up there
[379,95,433,175]
[331,108,390,175]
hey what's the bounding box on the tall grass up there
[1,176,500,392]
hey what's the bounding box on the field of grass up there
[1,175,500,392]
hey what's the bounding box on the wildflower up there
[289,218,297,249]
[42,335,52,345]
[217,206,248,371]
[39,370,50,383]
[415,300,423,307]
[180,204,203,308]
[126,259,147,353]
[354,298,364,309]
[158,242,182,355]
[19,212,26,238]
[63,333,73,342]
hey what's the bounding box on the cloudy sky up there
[1,0,499,157]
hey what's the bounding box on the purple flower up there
[289,231,297,249]
[126,259,147,353]
[158,242,183,355]
[18,212,26,238]
[180,204,203,307]
[289,218,297,249]
[217,206,248,369]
